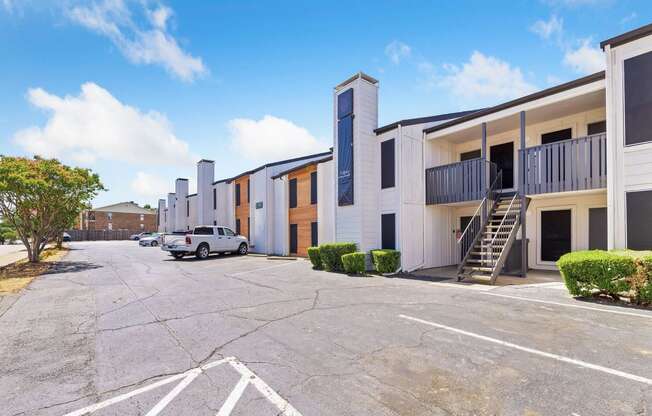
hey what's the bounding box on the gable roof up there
[374,110,482,135]
[271,154,333,179]
[423,71,605,135]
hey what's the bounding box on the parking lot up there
[1,241,651,415]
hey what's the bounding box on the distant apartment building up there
[158,23,652,278]
[78,202,157,232]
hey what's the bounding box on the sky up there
[0,0,649,208]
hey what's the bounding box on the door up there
[215,227,228,251]
[381,213,396,250]
[588,207,607,250]
[540,209,571,262]
[490,142,514,189]
[289,224,298,254]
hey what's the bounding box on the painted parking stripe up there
[399,314,652,386]
[145,368,201,416]
[217,374,250,416]
[481,292,652,319]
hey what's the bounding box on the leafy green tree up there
[143,204,152,209]
[0,220,18,244]
[0,156,104,262]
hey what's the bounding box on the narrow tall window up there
[311,222,318,247]
[310,171,317,204]
[381,139,395,189]
[213,188,216,210]
[236,218,241,235]
[247,217,250,240]
[625,50,652,146]
[627,190,652,249]
[289,178,298,208]
[381,213,396,250]
[235,183,241,206]
[186,200,189,217]
[246,179,250,203]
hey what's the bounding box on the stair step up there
[462,266,494,272]
[470,251,500,256]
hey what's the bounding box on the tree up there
[0,156,104,262]
[143,204,152,209]
[0,220,17,244]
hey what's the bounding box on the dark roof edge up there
[601,23,652,50]
[212,150,333,185]
[374,109,483,135]
[424,71,606,134]
[175,178,189,181]
[197,159,215,164]
[335,72,379,89]
[271,155,333,180]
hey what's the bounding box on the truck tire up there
[237,243,248,255]
[196,243,210,260]
[151,241,158,247]
[172,252,184,259]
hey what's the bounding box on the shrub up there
[319,242,357,272]
[307,246,322,270]
[634,255,652,303]
[371,249,401,274]
[342,252,366,274]
[557,250,636,298]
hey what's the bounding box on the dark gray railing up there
[426,158,498,204]
[520,133,607,195]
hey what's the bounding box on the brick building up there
[77,202,157,232]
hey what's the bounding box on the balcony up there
[519,133,606,195]
[426,158,497,204]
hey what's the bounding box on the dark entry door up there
[490,142,514,189]
[541,209,571,262]
[289,224,298,254]
[589,207,607,250]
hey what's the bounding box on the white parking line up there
[481,292,652,319]
[399,314,652,386]
[62,357,303,416]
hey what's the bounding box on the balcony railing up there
[519,133,606,195]
[426,158,497,204]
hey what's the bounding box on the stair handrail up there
[486,193,518,269]
[457,169,502,245]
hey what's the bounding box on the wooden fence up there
[65,229,134,241]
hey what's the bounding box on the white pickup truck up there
[161,225,249,260]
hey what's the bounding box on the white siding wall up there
[605,35,652,249]
[166,193,176,232]
[187,195,198,230]
[317,160,335,245]
[272,177,289,255]
[251,168,268,253]
[174,179,188,232]
[196,161,215,226]
[157,199,166,232]
[213,182,234,229]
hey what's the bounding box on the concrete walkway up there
[408,265,563,287]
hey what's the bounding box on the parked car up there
[130,232,152,241]
[62,232,71,242]
[139,233,163,247]
[161,225,248,260]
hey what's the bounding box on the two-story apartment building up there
[158,22,652,282]
[78,202,157,232]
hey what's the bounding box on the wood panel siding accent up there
[288,165,318,256]
[234,175,250,239]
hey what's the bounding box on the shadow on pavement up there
[42,261,103,275]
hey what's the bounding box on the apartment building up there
[78,202,157,232]
[158,22,652,280]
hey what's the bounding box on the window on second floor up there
[310,171,317,205]
[381,139,395,189]
[289,178,297,208]
[235,183,241,206]
[186,200,189,217]
[625,50,652,146]
[541,128,572,145]
[107,212,112,221]
[213,188,217,210]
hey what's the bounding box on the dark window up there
[381,139,395,189]
[193,227,214,235]
[625,51,652,146]
[381,213,396,250]
[311,222,318,247]
[587,121,606,136]
[589,207,607,250]
[213,220,217,226]
[627,190,652,250]
[289,178,298,208]
[337,88,353,119]
[246,180,250,203]
[541,128,572,145]
[217,227,224,236]
[247,217,250,240]
[310,171,317,204]
[490,142,514,189]
[213,188,216,210]
[186,200,189,217]
[337,114,354,205]
[289,224,298,254]
[460,149,481,161]
[235,219,241,235]
[541,209,571,262]
[235,184,241,206]
[224,228,235,237]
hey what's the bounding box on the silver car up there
[139,233,162,247]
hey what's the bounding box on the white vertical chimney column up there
[174,178,189,232]
[157,199,166,232]
[333,72,380,254]
[196,159,215,226]
[166,193,176,232]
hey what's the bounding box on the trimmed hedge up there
[342,252,366,275]
[371,249,401,274]
[307,247,322,270]
[319,242,357,272]
[557,250,652,304]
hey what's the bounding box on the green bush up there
[371,249,401,274]
[307,246,322,270]
[634,255,652,303]
[342,252,366,274]
[557,250,636,298]
[319,242,356,272]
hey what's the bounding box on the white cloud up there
[563,39,605,74]
[385,40,411,64]
[227,115,329,164]
[67,0,207,82]
[439,51,537,103]
[530,15,563,40]
[131,171,169,198]
[13,82,197,166]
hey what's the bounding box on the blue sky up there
[0,0,648,207]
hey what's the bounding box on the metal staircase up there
[456,171,529,284]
